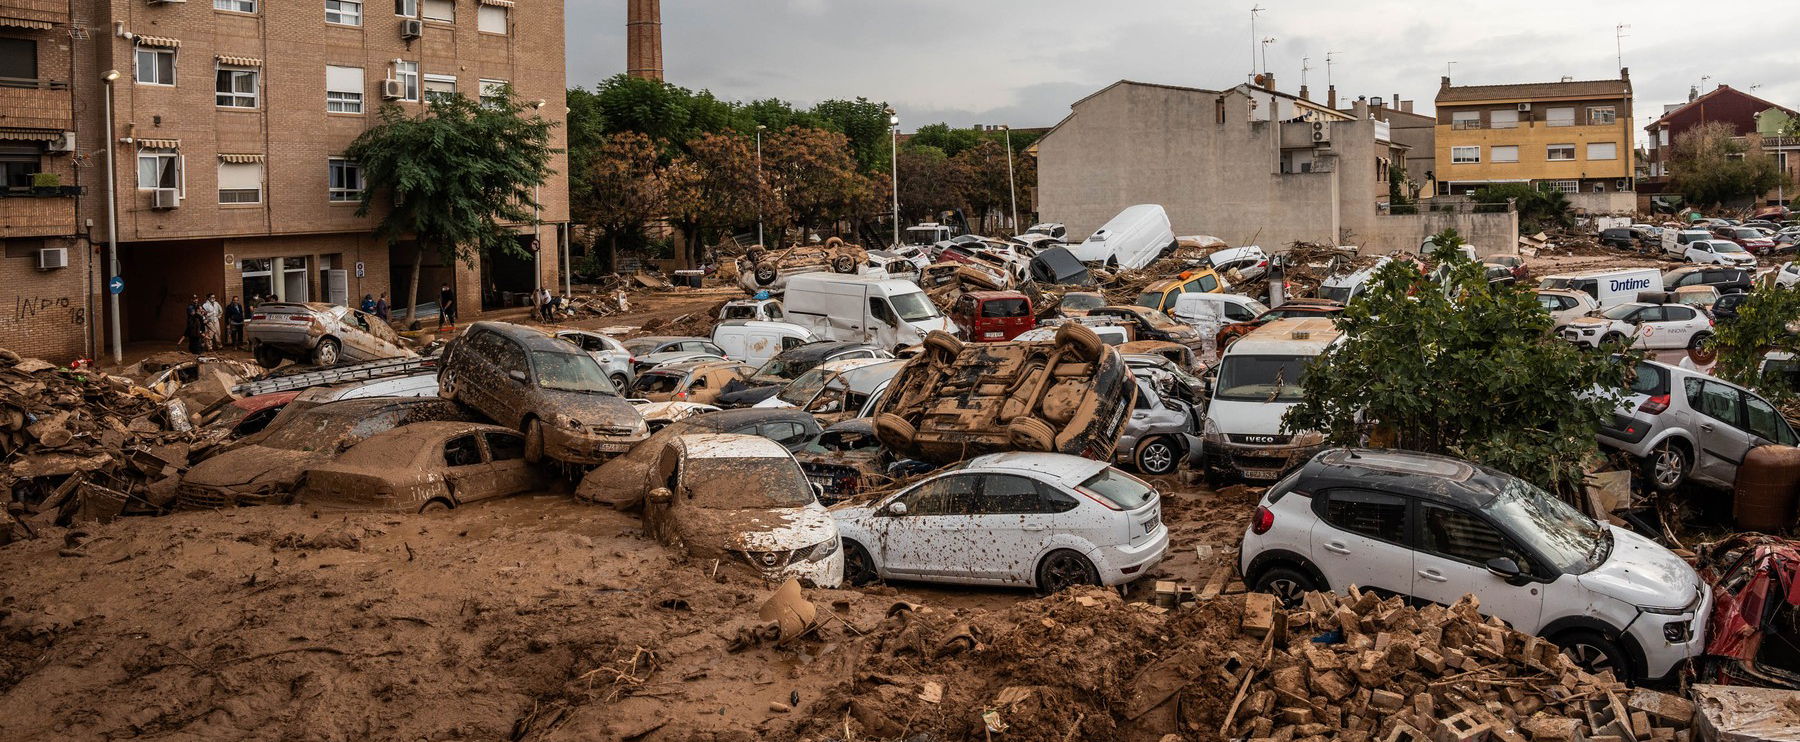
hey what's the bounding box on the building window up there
[1546,144,1576,161]
[479,78,508,108]
[214,0,256,12]
[326,0,363,25]
[1547,180,1578,194]
[1489,109,1518,129]
[0,147,38,190]
[393,60,419,101]
[135,46,175,86]
[329,158,364,202]
[478,3,508,33]
[0,38,38,80]
[1546,107,1575,127]
[218,161,263,204]
[423,74,456,104]
[422,0,454,22]
[1587,142,1618,160]
[1451,111,1480,130]
[1587,106,1616,126]
[395,0,417,15]
[215,66,258,108]
[137,149,181,192]
[1451,146,1480,164]
[326,65,364,112]
[1591,182,1605,193]
[1491,145,1519,163]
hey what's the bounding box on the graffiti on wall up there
[11,295,86,327]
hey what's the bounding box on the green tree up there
[1713,284,1800,402]
[346,92,554,321]
[1472,182,1573,233]
[910,123,985,157]
[811,97,894,172]
[894,145,967,225]
[762,126,878,240]
[1670,121,1792,207]
[1282,230,1630,498]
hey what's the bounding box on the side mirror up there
[811,482,825,499]
[885,500,908,516]
[1485,557,1528,585]
[648,487,673,505]
[508,369,528,384]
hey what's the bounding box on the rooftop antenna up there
[1614,23,1629,70]
[1701,74,1712,91]
[1300,56,1310,89]
[1325,51,1339,89]
[1249,4,1265,75]
[1446,60,1457,79]
[1260,37,1276,82]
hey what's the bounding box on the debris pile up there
[1276,241,1380,299]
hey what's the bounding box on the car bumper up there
[1090,524,1169,587]
[1203,441,1324,482]
[175,483,287,510]
[1561,328,1605,347]
[245,327,318,350]
[542,426,648,465]
[1631,584,1713,681]
[1597,413,1654,448]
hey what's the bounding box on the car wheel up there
[923,330,963,361]
[1641,439,1689,494]
[312,338,340,366]
[1008,416,1058,452]
[524,418,546,464]
[253,344,284,369]
[420,499,452,514]
[1556,630,1635,682]
[873,413,917,447]
[833,255,858,273]
[1253,566,1321,609]
[609,373,629,393]
[1687,332,1717,364]
[842,540,879,586]
[1035,549,1099,594]
[1135,436,1179,475]
[1055,322,1105,362]
[755,265,779,285]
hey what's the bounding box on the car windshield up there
[685,457,814,509]
[889,291,941,322]
[1077,468,1155,510]
[1318,285,1354,304]
[532,351,616,394]
[1484,477,1609,574]
[622,339,663,355]
[777,367,832,406]
[1714,242,1747,253]
[1134,291,1164,309]
[1600,304,1642,320]
[634,372,682,395]
[1733,229,1759,239]
[1139,309,1181,329]
[261,407,403,451]
[754,352,822,382]
[1216,354,1311,402]
[1062,294,1104,311]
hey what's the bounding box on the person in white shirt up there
[200,293,223,350]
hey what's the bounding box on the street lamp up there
[755,124,766,248]
[886,107,899,246]
[1000,125,1018,233]
[100,69,121,364]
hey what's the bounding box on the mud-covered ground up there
[0,474,1251,741]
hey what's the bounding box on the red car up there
[1713,225,1776,255]
[1696,534,1799,689]
[950,290,1034,342]
[1214,298,1344,350]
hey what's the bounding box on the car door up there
[1665,305,1706,346]
[1409,501,1546,632]
[491,337,533,426]
[452,331,502,412]
[441,433,498,506]
[872,472,983,580]
[480,430,538,497]
[1684,378,1752,486]
[339,310,381,361]
[1626,306,1667,348]
[961,474,1066,582]
[1308,488,1413,597]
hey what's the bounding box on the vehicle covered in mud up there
[754,358,906,424]
[245,302,414,368]
[294,422,546,513]
[576,408,826,508]
[870,325,1136,464]
[438,322,648,465]
[642,434,843,587]
[713,341,893,408]
[1697,533,1800,688]
[629,359,756,405]
[792,418,911,503]
[176,397,476,509]
[737,237,868,292]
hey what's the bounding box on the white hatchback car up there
[1239,448,1710,682]
[1774,261,1800,289]
[831,452,1168,592]
[1684,239,1756,267]
[1561,301,1713,351]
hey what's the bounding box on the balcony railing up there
[1,185,85,198]
[0,76,69,90]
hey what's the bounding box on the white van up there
[1200,317,1343,483]
[1661,229,1712,257]
[1537,268,1664,309]
[1068,204,1176,270]
[711,320,815,367]
[1317,257,1392,304]
[782,273,957,352]
[1170,293,1268,341]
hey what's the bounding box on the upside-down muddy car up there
[737,237,868,292]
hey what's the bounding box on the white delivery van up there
[782,273,957,353]
[1170,292,1268,342]
[711,320,815,367]
[1068,204,1176,270]
[1661,229,1712,257]
[1537,268,1664,309]
[1200,317,1343,483]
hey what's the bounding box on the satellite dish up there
[1253,74,1268,87]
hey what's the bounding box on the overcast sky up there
[565,0,1798,132]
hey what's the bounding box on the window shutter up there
[218,161,262,190]
[326,65,363,92]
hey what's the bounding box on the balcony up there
[1374,119,1391,143]
[0,76,67,90]
[0,185,83,198]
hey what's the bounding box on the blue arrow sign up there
[108,276,124,295]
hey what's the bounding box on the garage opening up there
[481,234,536,310]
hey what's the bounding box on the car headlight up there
[1290,431,1326,447]
[806,536,840,562]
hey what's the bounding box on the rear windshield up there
[980,298,1030,318]
[634,372,682,395]
[1078,468,1155,510]
[1318,285,1353,304]
[1624,359,1670,396]
[1216,354,1310,402]
[722,306,758,319]
[1061,294,1104,311]
[261,407,406,451]
[685,457,814,508]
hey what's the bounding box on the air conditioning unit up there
[381,79,404,100]
[1517,102,1532,112]
[400,19,422,39]
[45,132,74,153]
[1617,179,1630,190]
[36,247,67,270]
[151,187,180,209]
[1312,121,1329,144]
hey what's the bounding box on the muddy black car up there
[438,321,648,465]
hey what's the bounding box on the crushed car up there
[713,341,893,408]
[870,324,1136,464]
[737,237,868,292]
[245,301,415,368]
[294,422,545,513]
[628,359,757,405]
[1697,533,1800,689]
[576,408,826,508]
[754,358,906,425]
[791,418,916,503]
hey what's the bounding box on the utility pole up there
[1249,4,1264,76]
[101,70,121,364]
[886,108,899,246]
[755,124,766,247]
[1001,125,1017,232]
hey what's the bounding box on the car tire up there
[832,255,858,274]
[609,373,629,393]
[1687,332,1717,364]
[1008,416,1058,452]
[1055,322,1105,362]
[842,540,879,586]
[1035,549,1099,594]
[874,413,917,447]
[1135,435,1180,475]
[1555,629,1636,682]
[312,338,341,367]
[1253,566,1321,609]
[755,265,778,285]
[923,330,963,361]
[420,499,452,514]
[253,344,284,369]
[1641,439,1689,494]
[524,418,546,464]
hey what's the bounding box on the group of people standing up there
[182,294,245,354]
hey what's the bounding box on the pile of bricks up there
[1226,588,1697,742]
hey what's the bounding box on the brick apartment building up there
[1434,70,1636,210]
[1640,84,1799,210]
[0,0,567,362]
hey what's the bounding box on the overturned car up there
[870,325,1136,464]
[737,238,868,293]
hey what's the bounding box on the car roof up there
[1231,318,1342,353]
[648,359,747,374]
[466,321,576,353]
[963,290,1026,300]
[1537,288,1587,298]
[965,452,1110,484]
[674,433,792,460]
[813,357,892,374]
[1298,448,1516,506]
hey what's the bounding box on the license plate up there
[1242,468,1280,480]
[594,442,632,453]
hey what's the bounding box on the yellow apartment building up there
[1434,70,1635,201]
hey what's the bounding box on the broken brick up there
[1434,710,1491,742]
[1626,689,1695,726]
[1243,592,1278,638]
[1371,689,1406,712]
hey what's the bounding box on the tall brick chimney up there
[627,0,663,81]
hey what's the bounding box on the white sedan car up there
[1774,261,1800,288]
[1561,302,1713,351]
[831,452,1168,592]
[1683,239,1756,267]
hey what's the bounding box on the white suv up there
[1683,239,1757,267]
[1561,301,1713,351]
[1239,448,1710,682]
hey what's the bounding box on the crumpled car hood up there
[1578,526,1702,611]
[183,446,323,489]
[542,390,643,429]
[681,503,836,554]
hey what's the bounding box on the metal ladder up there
[234,356,432,397]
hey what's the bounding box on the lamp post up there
[101,69,121,364]
[886,107,899,246]
[755,124,766,248]
[530,99,544,293]
[1001,125,1017,232]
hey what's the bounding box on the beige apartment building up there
[0,0,567,361]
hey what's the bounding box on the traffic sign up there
[108,276,124,295]
[354,261,365,278]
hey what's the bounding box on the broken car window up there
[776,368,832,407]
[634,373,681,395]
[1419,502,1529,572]
[444,435,483,467]
[682,458,813,509]
[484,432,525,461]
[531,351,616,394]
[1484,478,1606,575]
